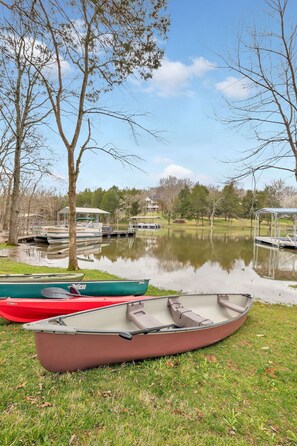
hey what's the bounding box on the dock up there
[16,230,135,244]
[254,208,297,250]
[102,230,135,238]
[255,236,297,249]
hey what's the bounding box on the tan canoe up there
[24,293,253,372]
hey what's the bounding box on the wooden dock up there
[102,230,135,238]
[255,236,297,249]
[17,230,135,243]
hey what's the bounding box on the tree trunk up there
[8,141,21,245]
[2,177,12,231]
[210,210,215,230]
[68,150,78,270]
[26,182,38,234]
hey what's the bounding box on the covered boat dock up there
[57,207,109,224]
[254,208,297,249]
[129,216,161,230]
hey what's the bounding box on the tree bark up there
[2,176,12,231]
[8,137,21,245]
[68,149,78,270]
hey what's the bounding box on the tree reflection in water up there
[92,232,254,273]
[10,231,297,303]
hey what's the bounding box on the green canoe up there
[0,279,150,299]
[0,272,84,282]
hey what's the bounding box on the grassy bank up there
[145,215,296,237]
[0,261,296,445]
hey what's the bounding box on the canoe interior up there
[0,272,84,283]
[30,293,252,333]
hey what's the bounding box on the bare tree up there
[0,170,13,231]
[219,0,297,184]
[0,16,52,244]
[206,186,223,230]
[18,0,169,269]
[0,127,14,231]
[0,0,13,9]
[157,176,192,225]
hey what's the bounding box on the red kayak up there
[0,294,152,323]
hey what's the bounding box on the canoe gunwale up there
[23,293,253,335]
[0,278,149,285]
[0,272,85,283]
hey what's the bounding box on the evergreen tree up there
[189,183,209,224]
[174,185,191,218]
[220,182,241,221]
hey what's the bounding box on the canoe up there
[0,279,149,299]
[0,272,84,283]
[23,293,253,372]
[0,293,152,323]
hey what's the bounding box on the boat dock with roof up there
[129,216,161,230]
[254,208,297,249]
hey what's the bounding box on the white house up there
[145,197,159,212]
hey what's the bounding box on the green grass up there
[0,259,296,445]
[144,215,296,237]
[153,217,256,237]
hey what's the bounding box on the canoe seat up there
[167,297,213,327]
[127,302,163,329]
[217,294,245,313]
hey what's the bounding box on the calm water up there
[5,230,297,304]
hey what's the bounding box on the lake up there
[5,230,297,304]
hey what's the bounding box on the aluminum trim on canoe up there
[23,294,253,335]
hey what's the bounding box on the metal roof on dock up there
[58,207,109,215]
[255,208,297,215]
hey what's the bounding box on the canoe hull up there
[24,293,253,372]
[0,295,151,323]
[33,314,248,372]
[0,279,149,298]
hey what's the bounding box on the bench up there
[217,294,245,313]
[167,297,213,327]
[127,301,164,329]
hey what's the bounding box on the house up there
[145,197,159,213]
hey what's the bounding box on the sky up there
[48,0,297,193]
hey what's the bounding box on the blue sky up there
[51,0,297,193]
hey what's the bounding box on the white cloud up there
[215,76,249,99]
[2,34,73,78]
[161,163,193,179]
[151,163,214,185]
[136,57,216,97]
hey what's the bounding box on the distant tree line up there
[74,177,297,225]
[2,176,295,232]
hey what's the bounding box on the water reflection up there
[45,241,109,261]
[253,243,297,281]
[6,231,297,304]
[100,232,254,273]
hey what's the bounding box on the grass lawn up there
[148,215,296,238]
[0,261,296,445]
[158,217,256,235]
